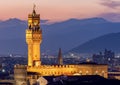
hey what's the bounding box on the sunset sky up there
[0,0,120,22]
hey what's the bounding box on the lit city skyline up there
[0,0,120,22]
[0,0,120,84]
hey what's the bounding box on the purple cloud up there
[100,0,120,9]
[99,12,120,22]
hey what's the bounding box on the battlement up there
[26,29,42,33]
[27,64,107,69]
[27,65,77,69]
[28,14,40,18]
[27,64,108,78]
[14,64,27,69]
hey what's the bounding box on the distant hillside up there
[0,18,120,54]
[42,17,120,54]
[70,32,120,53]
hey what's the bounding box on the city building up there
[14,6,108,85]
[92,49,115,71]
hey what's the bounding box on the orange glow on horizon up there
[0,0,118,22]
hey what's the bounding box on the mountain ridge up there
[70,32,120,54]
[0,17,120,55]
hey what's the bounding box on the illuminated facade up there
[13,6,108,85]
[26,6,42,67]
[25,7,108,79]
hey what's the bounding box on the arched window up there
[102,71,105,76]
[79,71,82,75]
[86,71,89,75]
[95,71,98,75]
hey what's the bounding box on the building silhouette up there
[93,49,115,71]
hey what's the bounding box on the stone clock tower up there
[26,6,42,67]
[24,6,108,79]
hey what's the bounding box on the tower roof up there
[32,4,36,16]
[28,4,40,18]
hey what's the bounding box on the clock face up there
[28,20,32,23]
[34,22,37,25]
[28,19,39,26]
[33,20,38,25]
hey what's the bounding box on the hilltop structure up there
[14,6,108,85]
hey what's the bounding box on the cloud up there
[41,20,49,23]
[99,12,120,22]
[100,0,120,9]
